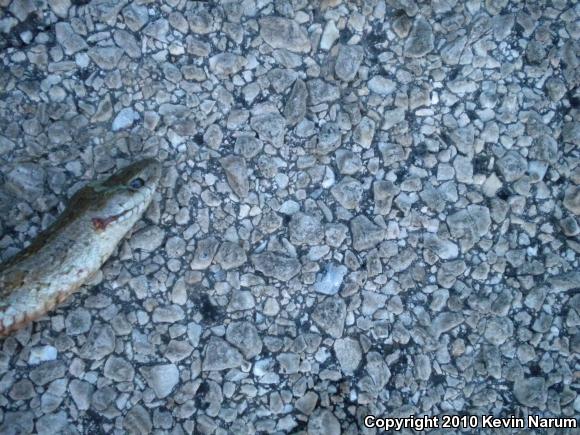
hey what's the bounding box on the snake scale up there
[0,159,161,336]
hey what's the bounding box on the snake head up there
[72,159,162,232]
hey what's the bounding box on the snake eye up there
[129,178,145,189]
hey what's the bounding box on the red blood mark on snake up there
[91,210,129,231]
[92,216,114,231]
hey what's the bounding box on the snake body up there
[0,159,161,335]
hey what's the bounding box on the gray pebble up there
[290,212,324,245]
[112,108,139,131]
[331,177,363,209]
[79,324,115,360]
[104,356,135,382]
[563,185,580,215]
[123,405,152,435]
[235,134,263,159]
[334,337,362,373]
[251,252,300,281]
[513,377,547,408]
[191,237,220,270]
[307,409,341,435]
[203,336,244,371]
[251,112,286,147]
[69,379,93,411]
[220,156,249,198]
[55,23,87,55]
[350,215,385,251]
[312,297,346,338]
[259,17,310,53]
[335,45,364,81]
[140,364,179,398]
[497,151,528,182]
[314,263,348,295]
[209,53,247,76]
[30,361,66,386]
[284,79,308,126]
[215,241,247,270]
[405,16,434,57]
[226,321,262,359]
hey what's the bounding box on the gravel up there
[0,0,578,432]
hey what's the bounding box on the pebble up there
[165,340,193,363]
[35,412,69,435]
[215,241,247,270]
[123,3,149,31]
[560,216,579,236]
[320,20,339,50]
[112,108,139,131]
[405,17,435,57]
[381,108,406,130]
[69,380,93,411]
[123,405,152,434]
[9,379,35,401]
[415,354,432,381]
[296,391,318,415]
[312,297,347,338]
[235,134,263,159]
[335,149,363,174]
[28,345,58,364]
[203,336,244,371]
[30,361,66,386]
[140,364,179,399]
[277,353,300,374]
[143,18,169,42]
[447,205,491,251]
[250,112,286,147]
[350,215,386,251]
[259,17,311,53]
[308,79,340,105]
[563,185,580,215]
[373,180,399,215]
[251,252,301,281]
[289,212,324,245]
[335,45,364,82]
[5,163,46,196]
[334,338,362,373]
[431,312,464,338]
[209,53,247,76]
[484,317,514,345]
[191,237,220,270]
[225,321,262,359]
[220,156,249,198]
[153,305,185,323]
[331,177,363,209]
[55,23,87,55]
[48,0,70,18]
[424,233,459,260]
[513,377,547,407]
[284,79,308,126]
[307,409,341,435]
[79,324,115,360]
[130,227,166,252]
[368,76,396,95]
[314,263,348,295]
[497,151,528,182]
[88,47,123,70]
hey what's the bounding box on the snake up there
[0,158,161,336]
